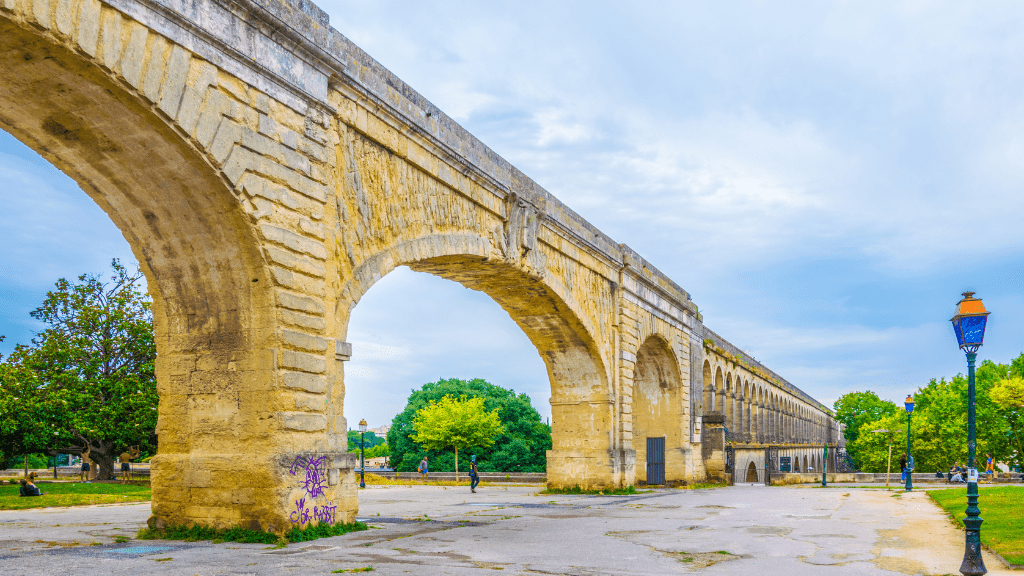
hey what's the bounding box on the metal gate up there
[646,437,665,485]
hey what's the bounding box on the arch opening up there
[341,253,617,489]
[0,16,276,529]
[631,335,685,485]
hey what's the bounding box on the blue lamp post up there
[951,291,990,576]
[359,418,367,489]
[904,395,915,492]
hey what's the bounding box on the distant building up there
[371,424,391,439]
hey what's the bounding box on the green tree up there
[5,260,158,480]
[346,429,385,453]
[833,391,898,468]
[0,348,58,476]
[386,378,551,474]
[411,395,504,480]
[991,376,1024,469]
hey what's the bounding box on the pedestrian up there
[119,446,140,482]
[469,455,479,493]
[418,456,429,482]
[985,453,996,482]
[79,446,92,482]
[899,453,907,483]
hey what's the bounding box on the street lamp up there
[359,419,367,489]
[904,395,915,492]
[872,429,894,489]
[951,291,990,576]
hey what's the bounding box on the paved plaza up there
[0,484,1016,575]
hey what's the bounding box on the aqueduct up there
[0,0,842,532]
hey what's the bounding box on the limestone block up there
[293,392,327,412]
[259,222,327,260]
[142,35,168,102]
[275,290,324,315]
[30,0,49,27]
[282,371,327,393]
[194,90,237,148]
[99,9,121,71]
[120,24,148,88]
[158,45,191,118]
[266,246,326,277]
[281,350,326,374]
[281,329,328,353]
[281,412,327,432]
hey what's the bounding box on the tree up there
[6,260,158,480]
[0,345,57,476]
[833,391,898,468]
[346,429,385,453]
[991,376,1024,469]
[411,395,504,480]
[387,378,551,474]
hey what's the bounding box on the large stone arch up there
[630,335,685,485]
[0,4,310,530]
[340,241,617,488]
[702,360,713,413]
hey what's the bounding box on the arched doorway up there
[631,336,684,485]
[745,461,758,482]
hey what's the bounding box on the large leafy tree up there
[387,378,552,474]
[833,391,898,468]
[411,395,504,479]
[990,376,1024,469]
[8,260,158,480]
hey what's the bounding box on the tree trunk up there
[454,446,459,482]
[88,439,116,481]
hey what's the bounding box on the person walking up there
[469,455,479,493]
[418,456,429,482]
[985,453,996,482]
[899,453,907,483]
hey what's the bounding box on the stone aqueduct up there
[0,0,842,531]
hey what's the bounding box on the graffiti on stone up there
[289,454,336,526]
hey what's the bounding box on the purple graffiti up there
[290,496,310,525]
[290,454,328,499]
[313,503,337,525]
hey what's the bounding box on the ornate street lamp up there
[359,418,368,489]
[951,291,990,576]
[904,395,915,492]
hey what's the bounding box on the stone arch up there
[630,335,685,485]
[0,7,303,529]
[803,455,809,472]
[714,367,725,414]
[343,247,616,488]
[724,373,733,435]
[702,360,713,416]
[745,460,758,482]
[793,455,800,472]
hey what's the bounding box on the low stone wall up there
[769,473,858,485]
[366,471,546,483]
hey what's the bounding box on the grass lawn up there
[927,486,1024,565]
[0,481,151,510]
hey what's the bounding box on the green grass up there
[285,521,368,542]
[927,486,1024,565]
[137,520,368,546]
[333,566,374,573]
[137,524,280,544]
[0,482,151,510]
[539,485,641,496]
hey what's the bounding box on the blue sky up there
[3,1,1024,428]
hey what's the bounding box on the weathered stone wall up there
[1,0,837,532]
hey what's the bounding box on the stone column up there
[701,414,729,484]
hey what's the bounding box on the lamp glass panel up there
[953,317,967,348]
[960,315,988,347]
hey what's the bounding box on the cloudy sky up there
[3,1,1024,428]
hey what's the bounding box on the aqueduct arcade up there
[0,0,840,532]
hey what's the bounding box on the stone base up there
[546,449,634,490]
[151,452,358,534]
